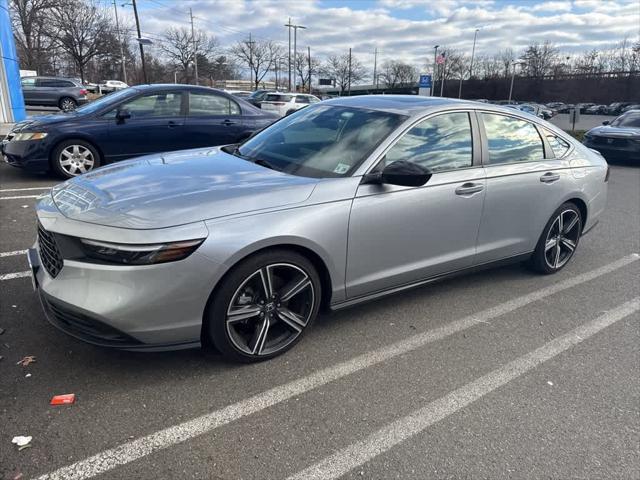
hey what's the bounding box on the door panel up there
[346,168,486,298]
[475,160,572,263]
[185,91,246,147]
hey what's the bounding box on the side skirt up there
[330,252,533,311]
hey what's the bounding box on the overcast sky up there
[127,0,640,71]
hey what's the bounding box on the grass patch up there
[565,130,587,142]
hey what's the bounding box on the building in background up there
[0,0,25,123]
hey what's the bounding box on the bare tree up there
[231,39,281,89]
[51,0,114,82]
[294,52,321,91]
[321,53,367,95]
[10,0,65,72]
[161,27,217,83]
[379,60,418,88]
[520,41,559,78]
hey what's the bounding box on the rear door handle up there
[455,182,484,195]
[222,119,236,126]
[167,121,181,128]
[540,172,560,183]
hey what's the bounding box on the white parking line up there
[288,298,640,480]
[0,249,27,258]
[0,186,52,192]
[0,195,40,200]
[34,254,639,480]
[0,271,30,281]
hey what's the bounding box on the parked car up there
[27,96,608,361]
[576,103,595,113]
[606,102,633,115]
[245,89,276,108]
[100,80,129,93]
[260,92,321,116]
[2,85,277,178]
[546,102,565,110]
[585,104,608,115]
[506,103,544,118]
[583,110,640,161]
[621,104,640,113]
[557,104,574,113]
[225,90,253,98]
[20,76,89,111]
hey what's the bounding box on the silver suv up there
[20,76,89,111]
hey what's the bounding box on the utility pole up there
[112,0,127,83]
[508,61,517,103]
[439,52,446,97]
[347,47,352,96]
[286,17,292,91]
[373,47,377,92]
[131,0,147,83]
[247,33,255,89]
[433,45,439,97]
[307,46,311,93]
[189,8,198,85]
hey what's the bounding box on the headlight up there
[12,132,48,141]
[80,238,204,265]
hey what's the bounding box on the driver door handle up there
[540,172,560,183]
[167,120,181,128]
[455,182,484,195]
[222,119,237,126]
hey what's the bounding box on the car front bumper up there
[2,137,52,171]
[583,138,640,161]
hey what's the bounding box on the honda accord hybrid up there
[29,96,609,362]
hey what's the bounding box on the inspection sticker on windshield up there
[333,163,351,174]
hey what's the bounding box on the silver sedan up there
[30,96,609,362]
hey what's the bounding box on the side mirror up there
[116,108,131,122]
[363,160,431,187]
[602,120,610,125]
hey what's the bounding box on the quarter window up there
[189,92,240,116]
[384,112,473,172]
[544,131,571,158]
[120,92,182,117]
[482,113,544,164]
[21,77,36,87]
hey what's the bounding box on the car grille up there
[37,222,64,278]
[590,136,629,147]
[42,295,141,346]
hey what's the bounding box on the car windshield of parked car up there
[236,105,406,178]
[74,89,135,115]
[611,112,640,128]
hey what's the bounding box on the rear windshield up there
[611,112,640,128]
[265,94,292,102]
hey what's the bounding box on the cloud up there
[128,0,640,78]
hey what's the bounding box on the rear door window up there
[21,77,36,87]
[265,94,292,102]
[121,92,183,117]
[481,113,544,164]
[188,92,240,116]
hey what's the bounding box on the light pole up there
[459,27,480,99]
[112,0,127,83]
[508,61,523,103]
[130,0,147,83]
[433,45,439,97]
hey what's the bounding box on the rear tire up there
[206,249,321,363]
[528,202,582,274]
[51,139,101,178]
[59,97,77,112]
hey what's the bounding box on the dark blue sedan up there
[2,85,278,178]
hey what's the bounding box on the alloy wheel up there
[59,145,95,176]
[60,98,76,111]
[226,263,315,356]
[544,209,581,269]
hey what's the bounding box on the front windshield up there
[611,111,640,128]
[74,88,136,115]
[236,105,406,178]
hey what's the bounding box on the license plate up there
[26,248,40,291]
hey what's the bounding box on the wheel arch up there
[564,196,588,232]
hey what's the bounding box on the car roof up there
[130,84,230,95]
[322,95,518,117]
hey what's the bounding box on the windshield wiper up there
[253,158,282,172]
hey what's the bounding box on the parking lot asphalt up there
[549,113,615,131]
[0,161,639,480]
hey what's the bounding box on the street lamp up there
[433,45,439,97]
[285,20,306,92]
[459,27,480,99]
[508,61,524,103]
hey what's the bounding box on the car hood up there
[587,125,640,138]
[12,113,80,131]
[50,148,319,229]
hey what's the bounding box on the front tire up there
[51,139,101,178]
[529,202,582,274]
[206,250,321,362]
